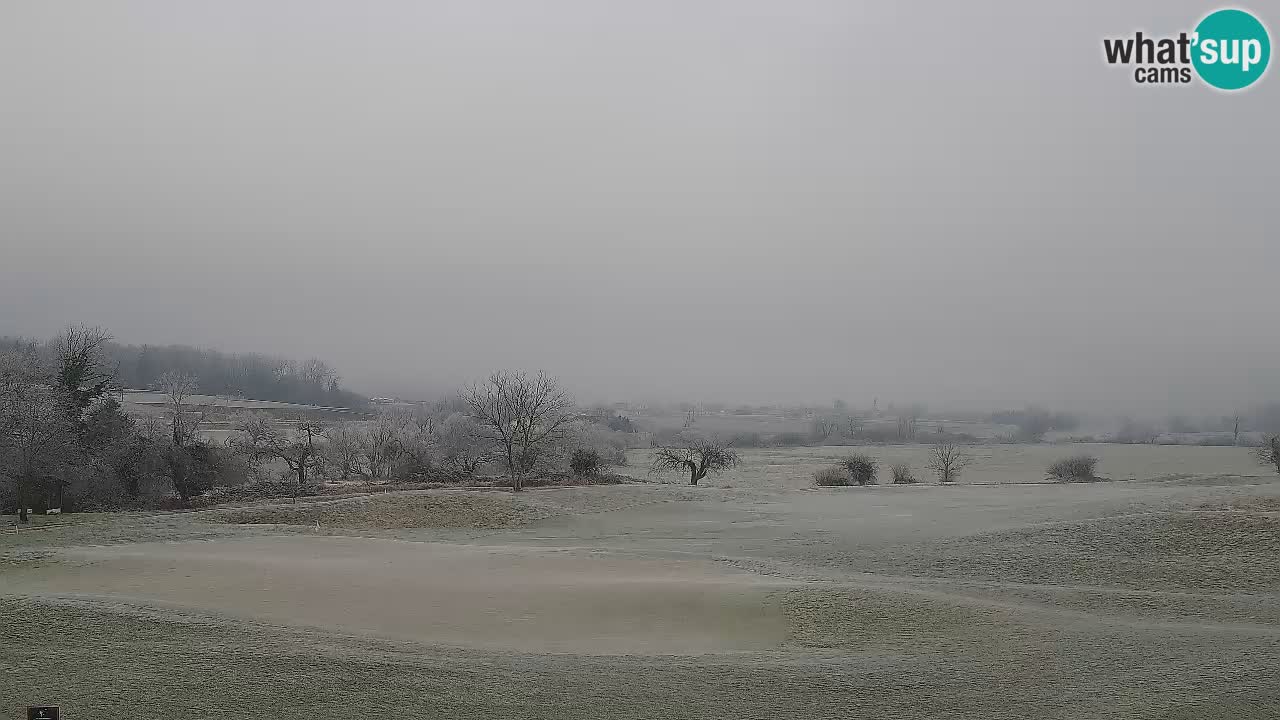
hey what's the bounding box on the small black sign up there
[27,708,58,720]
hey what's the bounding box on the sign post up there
[27,708,59,720]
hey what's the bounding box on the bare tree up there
[153,371,213,502]
[357,412,406,480]
[156,370,201,446]
[299,358,337,389]
[326,407,444,483]
[389,406,437,477]
[318,421,364,481]
[845,416,864,438]
[52,325,118,425]
[462,371,573,491]
[927,442,973,483]
[279,420,325,497]
[232,415,326,498]
[136,414,167,442]
[896,415,914,441]
[436,412,488,475]
[228,412,276,482]
[810,415,835,442]
[271,359,297,383]
[650,438,738,486]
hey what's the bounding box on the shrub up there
[570,423,629,467]
[840,453,877,485]
[890,463,917,484]
[813,465,852,486]
[569,448,604,478]
[1047,454,1099,482]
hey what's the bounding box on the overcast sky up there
[1,1,1276,414]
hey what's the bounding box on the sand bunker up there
[8,536,787,655]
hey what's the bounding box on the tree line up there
[0,327,225,517]
[1,330,637,516]
[9,326,1279,518]
[0,334,366,409]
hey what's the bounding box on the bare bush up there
[813,465,852,486]
[231,415,325,499]
[890,463,917,484]
[927,442,972,483]
[1047,454,1099,482]
[569,448,603,479]
[839,453,877,485]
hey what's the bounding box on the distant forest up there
[0,335,367,409]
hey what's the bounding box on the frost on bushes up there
[890,463,917,484]
[1047,454,1099,482]
[813,465,852,486]
[840,453,877,485]
[814,455,879,487]
[569,448,603,478]
[570,422,629,467]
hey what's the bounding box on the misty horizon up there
[3,1,1277,416]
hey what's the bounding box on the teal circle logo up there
[1192,9,1270,90]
